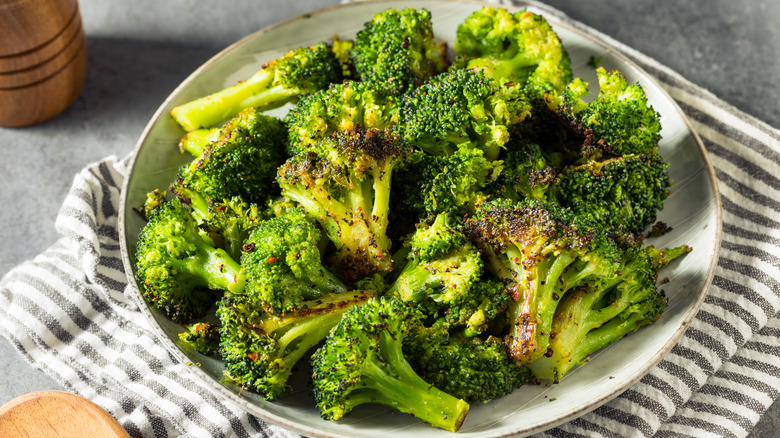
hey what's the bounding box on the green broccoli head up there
[178,322,221,355]
[463,198,623,364]
[351,8,448,96]
[310,296,470,432]
[285,80,400,156]
[197,196,265,262]
[489,141,557,202]
[398,68,531,160]
[545,67,662,159]
[553,152,671,234]
[135,198,243,323]
[453,7,572,97]
[171,43,343,131]
[239,209,348,315]
[171,109,288,219]
[218,290,374,400]
[405,326,531,403]
[277,128,413,283]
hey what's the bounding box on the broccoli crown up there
[394,145,502,220]
[285,81,400,156]
[398,68,531,160]
[172,109,288,216]
[141,188,167,220]
[352,8,448,96]
[239,209,348,315]
[463,198,623,364]
[135,198,242,323]
[406,327,531,403]
[554,152,671,234]
[310,296,470,432]
[218,290,374,400]
[178,322,221,356]
[489,141,557,201]
[545,67,662,159]
[277,129,412,283]
[453,7,572,97]
[171,43,343,131]
[529,245,670,382]
[197,196,265,262]
[409,212,467,262]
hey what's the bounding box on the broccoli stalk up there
[529,244,689,382]
[311,297,470,432]
[171,43,343,131]
[463,198,623,365]
[219,290,374,400]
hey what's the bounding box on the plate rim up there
[117,1,723,436]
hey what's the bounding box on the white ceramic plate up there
[119,1,722,436]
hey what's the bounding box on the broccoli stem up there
[385,259,437,302]
[171,70,295,131]
[178,127,220,157]
[174,243,243,292]
[353,331,469,432]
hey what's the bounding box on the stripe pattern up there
[0,1,779,437]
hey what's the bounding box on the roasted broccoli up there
[171,108,288,220]
[179,322,221,355]
[219,289,374,400]
[453,7,572,97]
[171,43,343,131]
[285,80,400,156]
[351,8,448,96]
[528,244,689,382]
[406,325,531,403]
[239,209,348,315]
[398,68,531,160]
[135,197,243,323]
[545,67,662,159]
[310,296,470,432]
[488,141,557,202]
[178,127,220,157]
[463,198,624,365]
[277,128,412,282]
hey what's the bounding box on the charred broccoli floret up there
[398,68,531,160]
[351,8,448,96]
[134,198,243,323]
[239,209,348,315]
[453,7,572,97]
[489,141,557,201]
[285,81,400,156]
[277,128,412,282]
[219,290,374,400]
[463,198,623,364]
[179,322,221,355]
[545,67,662,159]
[310,296,470,432]
[528,244,689,382]
[171,43,343,131]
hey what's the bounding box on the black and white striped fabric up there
[1,1,779,436]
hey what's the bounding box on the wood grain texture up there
[0,0,77,56]
[0,391,130,437]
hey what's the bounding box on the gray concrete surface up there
[0,0,777,435]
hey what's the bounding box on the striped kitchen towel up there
[1,1,779,437]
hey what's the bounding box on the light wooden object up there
[0,0,87,127]
[0,391,130,438]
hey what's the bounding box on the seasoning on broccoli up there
[179,322,221,355]
[310,296,470,432]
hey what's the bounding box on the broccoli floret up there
[171,43,343,131]
[545,67,662,159]
[351,8,448,96]
[197,196,265,262]
[529,244,689,382]
[489,141,557,201]
[179,322,221,355]
[453,7,572,97]
[408,212,467,261]
[393,145,502,222]
[398,68,531,160]
[135,198,243,323]
[552,152,671,234]
[240,209,348,315]
[171,109,287,220]
[285,81,400,156]
[219,290,374,400]
[276,128,412,282]
[310,296,470,432]
[463,198,623,364]
[406,326,531,403]
[140,188,167,220]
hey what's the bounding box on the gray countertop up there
[1,0,778,435]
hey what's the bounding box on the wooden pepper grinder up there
[0,0,88,127]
